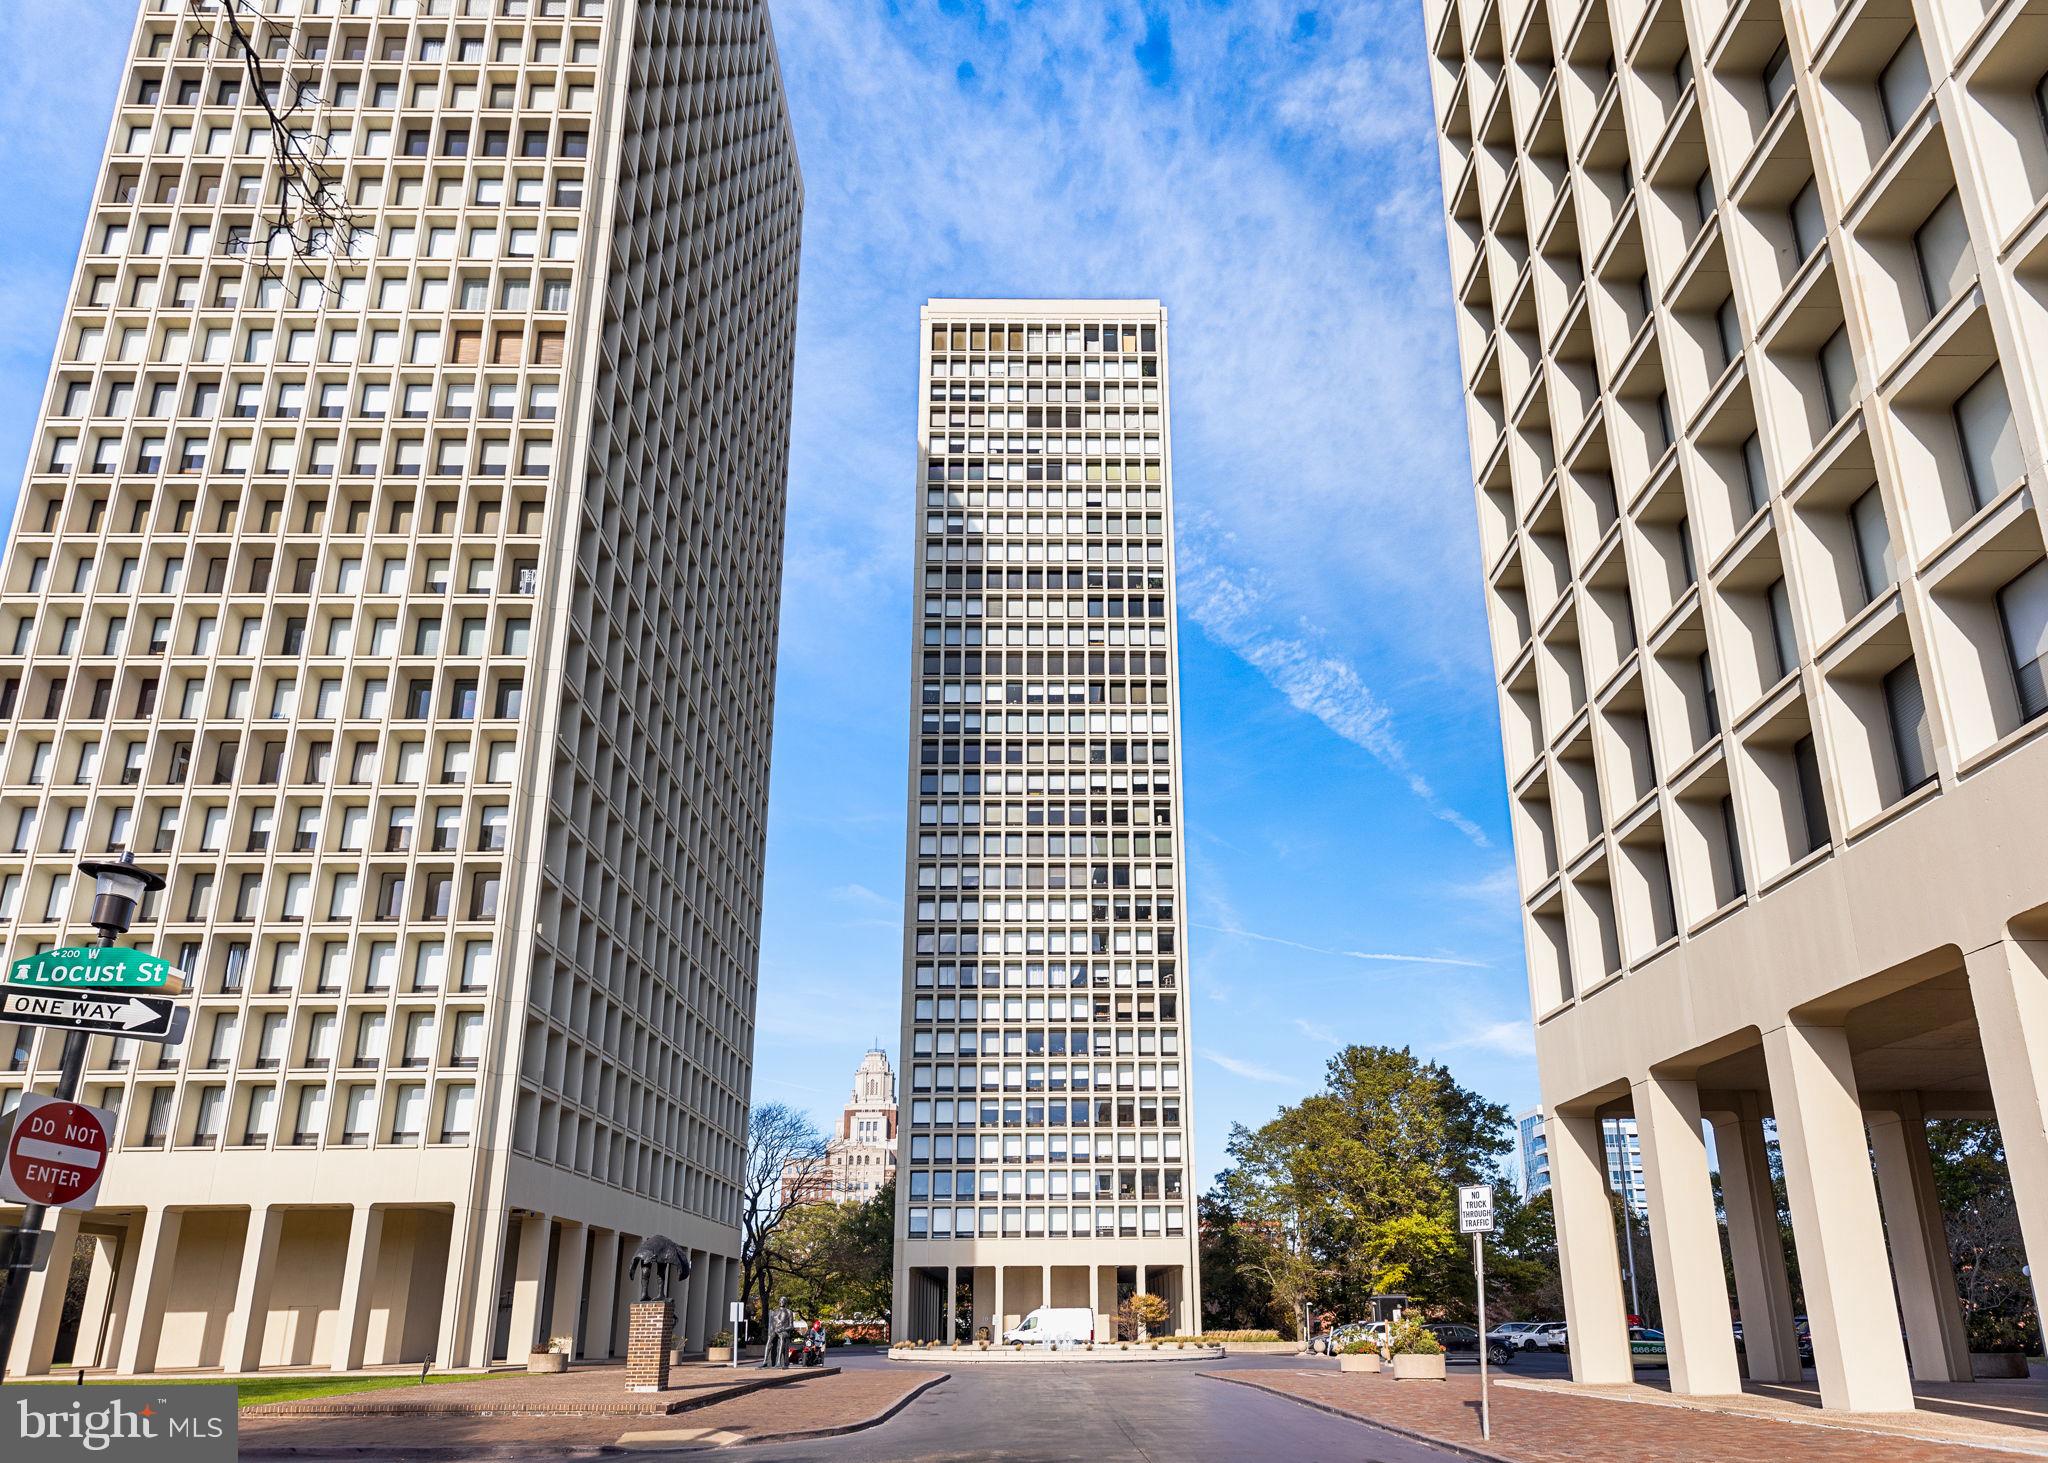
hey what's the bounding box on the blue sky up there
[0,0,1535,1187]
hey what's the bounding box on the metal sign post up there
[1459,1183,1496,1442]
[729,1300,745,1369]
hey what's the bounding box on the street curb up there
[616,1370,951,1452]
[245,1367,837,1418]
[1201,1371,1517,1463]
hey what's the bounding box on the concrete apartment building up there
[1423,0,2048,1412]
[893,300,1202,1342]
[781,1048,897,1205]
[1514,1107,1643,1211]
[1,0,800,1375]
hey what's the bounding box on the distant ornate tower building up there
[783,1048,897,1204]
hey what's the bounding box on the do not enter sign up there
[1,1093,114,1210]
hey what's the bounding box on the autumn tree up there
[775,1181,895,1325]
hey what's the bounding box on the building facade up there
[2,0,801,1376]
[893,300,1201,1341]
[1514,1107,1643,1214]
[1424,0,2048,1413]
[783,1048,897,1205]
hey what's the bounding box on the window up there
[1740,432,1768,515]
[1884,660,1936,793]
[1790,178,1825,262]
[1714,296,1741,374]
[1818,326,1855,424]
[1954,367,2021,510]
[1692,170,1715,234]
[1762,41,1793,112]
[1850,487,1893,604]
[1767,578,1797,681]
[1878,34,1930,141]
[1912,192,1971,317]
[1997,560,2048,723]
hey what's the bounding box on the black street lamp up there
[0,853,167,1378]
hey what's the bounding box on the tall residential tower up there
[1426,0,2048,1414]
[1,0,799,1375]
[893,299,1200,1342]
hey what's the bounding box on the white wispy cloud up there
[828,882,890,908]
[1292,1018,1342,1045]
[1435,1011,1538,1058]
[1193,921,1486,970]
[1200,1049,1295,1085]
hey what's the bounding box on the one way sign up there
[0,984,187,1044]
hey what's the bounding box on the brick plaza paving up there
[1210,1366,2048,1462]
[235,1364,946,1455]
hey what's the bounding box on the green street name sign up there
[6,945,186,996]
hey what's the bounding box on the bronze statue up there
[759,1297,797,1368]
[629,1235,692,1303]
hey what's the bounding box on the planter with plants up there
[1338,1339,1381,1374]
[1968,1314,2035,1379]
[1387,1317,1445,1380]
[528,1335,573,1374]
[706,1330,733,1363]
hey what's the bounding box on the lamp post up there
[0,853,166,1378]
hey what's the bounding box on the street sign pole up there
[0,852,170,1381]
[0,982,95,1381]
[1475,1231,1490,1441]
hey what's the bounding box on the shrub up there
[711,1330,732,1348]
[1340,1340,1377,1356]
[1388,1318,1442,1357]
[1968,1312,2037,1355]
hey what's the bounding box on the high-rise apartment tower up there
[0,0,800,1375]
[1425,0,2048,1415]
[894,299,1201,1341]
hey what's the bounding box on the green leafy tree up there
[775,1180,896,1324]
[1210,1044,1514,1323]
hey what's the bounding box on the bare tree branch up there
[182,0,365,297]
[739,1104,829,1325]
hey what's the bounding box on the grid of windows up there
[1426,0,2048,1014]
[0,0,796,1237]
[897,301,1198,1262]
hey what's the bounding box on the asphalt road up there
[716,1354,1472,1462]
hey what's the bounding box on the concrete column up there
[114,1207,182,1375]
[1762,1021,1914,1412]
[684,1248,710,1355]
[993,1264,1007,1338]
[434,1204,473,1370]
[221,1205,284,1374]
[1967,937,2048,1345]
[719,1256,738,1350]
[331,1205,385,1371]
[1549,1108,1632,1382]
[1709,1095,1801,1382]
[1868,1094,1970,1383]
[504,1212,550,1360]
[545,1220,586,1356]
[584,1230,620,1361]
[1042,1265,1052,1327]
[1633,1074,1741,1395]
[69,1230,121,1369]
[610,1238,636,1358]
[1090,1264,1102,1342]
[7,1207,81,1376]
[943,1265,957,1343]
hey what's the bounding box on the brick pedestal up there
[626,1300,675,1392]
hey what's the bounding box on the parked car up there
[1427,1322,1516,1367]
[1525,1320,1569,1352]
[1488,1320,1553,1351]
[1310,1321,1374,1356]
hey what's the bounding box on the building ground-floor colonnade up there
[897,1257,1192,1343]
[3,1198,741,1377]
[1543,931,2048,1415]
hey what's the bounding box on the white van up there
[1003,1306,1096,1346]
